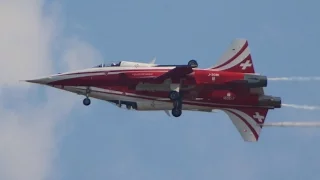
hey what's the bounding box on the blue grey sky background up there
[1,0,320,180]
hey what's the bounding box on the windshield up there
[93,61,121,68]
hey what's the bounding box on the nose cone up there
[24,76,53,85]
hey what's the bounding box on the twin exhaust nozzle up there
[258,95,281,108]
[243,74,281,108]
[244,74,268,88]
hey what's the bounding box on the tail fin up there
[210,38,255,74]
[223,107,269,142]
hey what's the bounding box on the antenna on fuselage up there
[149,57,156,64]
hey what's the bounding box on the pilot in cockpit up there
[94,61,120,68]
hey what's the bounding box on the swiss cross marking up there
[239,60,252,70]
[253,112,265,123]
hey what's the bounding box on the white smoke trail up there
[268,77,320,81]
[261,122,320,127]
[282,103,320,110]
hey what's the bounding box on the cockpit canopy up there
[93,61,157,68]
[94,62,121,68]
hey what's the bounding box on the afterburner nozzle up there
[258,95,281,108]
[244,74,268,88]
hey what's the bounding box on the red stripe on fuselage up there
[71,87,270,109]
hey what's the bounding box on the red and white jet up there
[26,38,281,142]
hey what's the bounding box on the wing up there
[154,65,193,82]
[209,38,255,74]
[222,107,269,142]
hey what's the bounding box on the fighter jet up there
[26,38,281,142]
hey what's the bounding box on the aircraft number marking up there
[208,73,219,81]
[208,73,220,77]
[223,92,235,100]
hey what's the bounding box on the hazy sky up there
[1,0,320,180]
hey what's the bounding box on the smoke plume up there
[282,103,320,110]
[268,77,320,81]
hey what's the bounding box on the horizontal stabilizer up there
[223,107,269,142]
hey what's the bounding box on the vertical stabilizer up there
[210,39,255,74]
